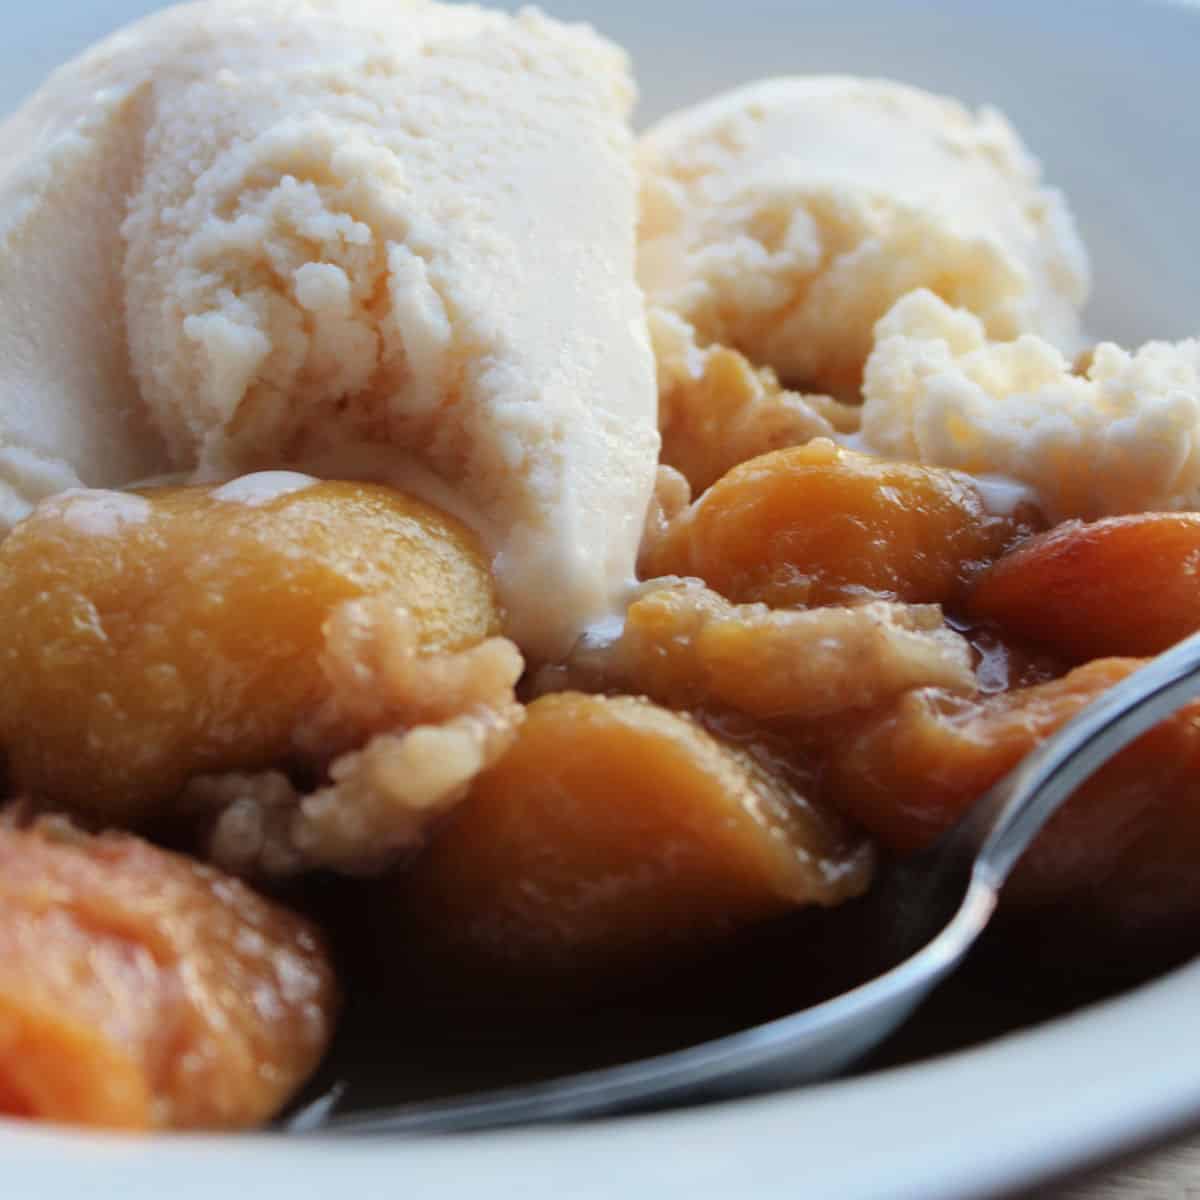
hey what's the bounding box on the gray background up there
[2,0,1198,344]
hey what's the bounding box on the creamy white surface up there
[39,487,153,536]
[0,0,659,660]
[860,289,1200,521]
[638,76,1090,396]
[211,471,318,507]
[0,448,84,531]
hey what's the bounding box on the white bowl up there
[3,1,1199,1196]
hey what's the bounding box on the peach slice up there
[644,441,1030,609]
[657,341,853,494]
[825,660,1200,931]
[394,693,872,990]
[0,480,501,825]
[969,513,1200,661]
[0,818,336,1130]
[607,582,974,722]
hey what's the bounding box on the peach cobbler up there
[0,0,1197,1131]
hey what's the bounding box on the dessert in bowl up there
[0,4,1197,1183]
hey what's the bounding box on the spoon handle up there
[955,629,1200,889]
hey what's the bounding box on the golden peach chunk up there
[0,818,336,1130]
[644,441,1031,608]
[970,514,1200,661]
[602,583,974,722]
[394,693,872,991]
[825,660,1200,931]
[658,340,855,494]
[0,479,502,827]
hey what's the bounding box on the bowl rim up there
[2,1,1199,1195]
[5,954,1200,1199]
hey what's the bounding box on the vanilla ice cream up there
[860,289,1200,521]
[0,0,659,660]
[638,76,1090,397]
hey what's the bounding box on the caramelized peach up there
[0,480,501,826]
[658,342,853,494]
[606,583,974,721]
[970,514,1200,661]
[825,660,1200,929]
[0,818,336,1130]
[395,693,872,989]
[644,441,1030,608]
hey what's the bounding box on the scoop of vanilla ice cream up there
[860,289,1200,521]
[0,30,174,527]
[638,76,1090,397]
[0,0,659,660]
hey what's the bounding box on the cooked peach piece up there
[643,441,1030,608]
[825,660,1200,929]
[969,513,1200,661]
[395,693,872,987]
[604,582,974,721]
[657,341,855,494]
[0,480,502,826]
[0,819,336,1130]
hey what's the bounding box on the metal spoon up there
[305,629,1200,1136]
